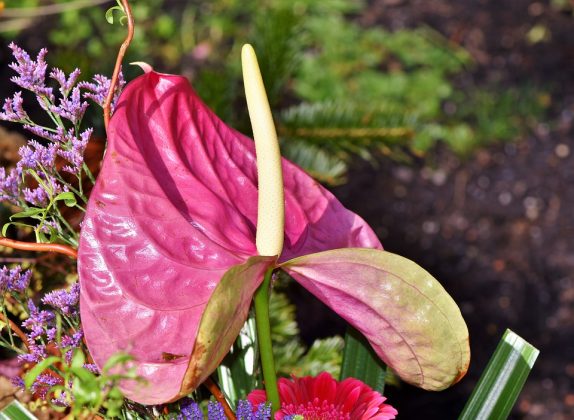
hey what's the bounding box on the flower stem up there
[254,267,280,413]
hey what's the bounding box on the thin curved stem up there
[204,377,236,420]
[103,0,134,131]
[0,237,78,259]
[254,268,280,413]
[0,312,28,349]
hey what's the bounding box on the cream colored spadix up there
[242,44,285,257]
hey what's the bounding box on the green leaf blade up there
[459,329,539,420]
[0,401,37,420]
[340,326,387,394]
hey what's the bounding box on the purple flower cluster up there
[178,399,204,420]
[30,373,62,399]
[79,71,126,111]
[236,400,271,420]
[42,283,80,316]
[176,400,271,420]
[7,44,52,98]
[21,299,54,340]
[0,44,124,218]
[0,265,32,294]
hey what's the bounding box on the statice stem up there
[253,267,280,413]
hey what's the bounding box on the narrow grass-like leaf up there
[459,329,539,420]
[340,326,387,393]
[24,356,59,390]
[0,401,37,420]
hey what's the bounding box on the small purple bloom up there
[22,186,49,207]
[18,341,47,364]
[51,86,88,125]
[207,402,226,420]
[0,91,29,122]
[8,43,53,99]
[57,129,91,173]
[236,400,271,420]
[50,68,81,96]
[0,167,21,204]
[22,299,54,339]
[17,140,59,170]
[79,70,125,111]
[178,398,203,420]
[84,363,99,374]
[0,265,32,293]
[30,373,62,399]
[42,283,80,316]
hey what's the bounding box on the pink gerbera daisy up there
[248,372,398,419]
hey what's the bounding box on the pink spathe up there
[78,71,380,404]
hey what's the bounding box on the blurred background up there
[1,0,573,418]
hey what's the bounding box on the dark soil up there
[330,0,574,418]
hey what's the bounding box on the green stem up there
[254,268,280,413]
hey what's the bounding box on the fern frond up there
[279,140,348,185]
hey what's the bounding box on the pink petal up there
[280,248,470,391]
[79,71,379,404]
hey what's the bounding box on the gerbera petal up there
[280,248,470,391]
[79,71,380,404]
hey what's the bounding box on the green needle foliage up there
[269,292,344,378]
[2,0,547,183]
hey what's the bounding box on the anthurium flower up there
[78,67,469,404]
[247,372,398,419]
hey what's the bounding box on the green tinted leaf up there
[340,326,387,393]
[0,400,37,420]
[102,352,133,374]
[281,248,470,390]
[54,192,77,207]
[9,208,45,219]
[105,5,122,25]
[459,329,539,420]
[180,256,275,396]
[2,222,33,236]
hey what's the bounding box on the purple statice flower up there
[178,398,203,420]
[0,167,21,204]
[60,330,83,363]
[23,124,59,142]
[236,400,271,420]
[8,43,53,99]
[30,373,62,399]
[11,376,25,389]
[0,265,32,293]
[51,86,88,125]
[18,341,47,364]
[0,91,29,122]
[42,283,80,316]
[84,363,99,374]
[207,402,226,420]
[17,140,59,170]
[22,299,54,339]
[79,70,125,111]
[50,68,81,97]
[40,220,62,235]
[57,128,92,173]
[22,186,49,207]
[51,389,73,407]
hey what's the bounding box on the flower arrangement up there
[0,1,538,419]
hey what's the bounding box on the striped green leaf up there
[459,329,539,420]
[0,401,37,420]
[339,326,387,393]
